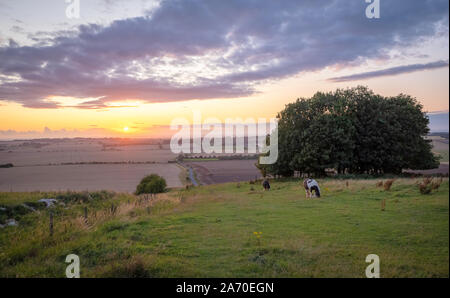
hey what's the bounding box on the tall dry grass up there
[418,177,443,194]
[383,179,395,191]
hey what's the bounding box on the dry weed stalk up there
[383,179,395,191]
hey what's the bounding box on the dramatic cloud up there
[0,0,448,109]
[328,60,449,82]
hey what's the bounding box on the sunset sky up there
[0,0,449,139]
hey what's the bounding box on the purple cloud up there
[328,60,449,82]
[0,0,448,109]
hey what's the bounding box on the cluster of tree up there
[257,86,439,177]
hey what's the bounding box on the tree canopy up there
[258,86,439,177]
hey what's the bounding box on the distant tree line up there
[257,86,439,177]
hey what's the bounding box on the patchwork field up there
[185,160,261,184]
[0,138,264,191]
[430,136,449,163]
[0,178,448,277]
[0,139,176,166]
[0,163,183,192]
[0,137,448,194]
[0,139,182,192]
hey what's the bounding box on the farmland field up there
[0,163,183,192]
[0,137,448,193]
[185,160,261,184]
[0,139,177,166]
[0,139,182,192]
[429,136,449,163]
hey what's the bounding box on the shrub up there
[55,190,114,204]
[135,174,167,196]
[0,202,45,224]
[23,201,47,210]
[56,192,89,203]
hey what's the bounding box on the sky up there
[0,0,448,139]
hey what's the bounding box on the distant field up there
[1,137,448,194]
[0,139,183,193]
[435,150,449,163]
[0,164,183,192]
[0,141,176,166]
[185,160,261,184]
[430,137,449,163]
[0,178,448,277]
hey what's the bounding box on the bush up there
[55,190,115,204]
[0,202,45,224]
[23,201,47,210]
[135,174,167,195]
[89,190,115,201]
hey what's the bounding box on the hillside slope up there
[0,178,448,277]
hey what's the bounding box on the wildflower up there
[254,231,262,238]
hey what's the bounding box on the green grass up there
[0,178,448,277]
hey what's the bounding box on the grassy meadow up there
[0,178,448,278]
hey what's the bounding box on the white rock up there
[6,219,18,226]
[38,198,57,207]
[0,219,18,228]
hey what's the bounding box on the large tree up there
[259,86,439,177]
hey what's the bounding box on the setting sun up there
[123,126,129,132]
